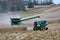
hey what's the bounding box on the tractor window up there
[37,21,41,27]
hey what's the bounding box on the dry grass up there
[0,22,60,40]
[0,29,60,40]
[21,12,42,17]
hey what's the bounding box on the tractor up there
[33,21,48,31]
[10,16,48,30]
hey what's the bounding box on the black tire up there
[45,27,48,30]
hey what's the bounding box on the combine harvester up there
[10,16,48,30]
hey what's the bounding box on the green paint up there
[10,16,40,25]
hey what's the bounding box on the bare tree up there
[6,0,26,11]
[41,0,53,5]
[0,0,8,13]
[33,0,38,5]
[16,0,26,11]
[28,0,34,8]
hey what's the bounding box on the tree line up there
[0,0,53,13]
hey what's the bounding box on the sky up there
[53,0,60,4]
[38,0,60,4]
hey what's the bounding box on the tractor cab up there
[33,21,48,30]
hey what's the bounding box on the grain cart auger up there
[10,16,40,25]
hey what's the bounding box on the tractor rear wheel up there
[45,27,48,30]
[43,27,48,30]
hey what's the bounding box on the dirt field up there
[0,21,60,40]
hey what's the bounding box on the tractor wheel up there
[43,27,48,30]
[45,27,48,30]
[40,28,43,30]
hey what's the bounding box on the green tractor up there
[33,21,48,31]
[10,16,48,30]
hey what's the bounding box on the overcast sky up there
[53,0,60,4]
